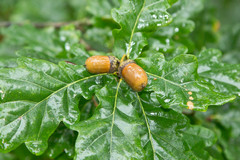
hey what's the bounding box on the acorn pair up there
[85,55,148,92]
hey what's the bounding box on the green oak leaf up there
[0,25,84,63]
[220,136,240,160]
[197,48,240,96]
[162,0,204,37]
[195,100,240,160]
[135,50,235,111]
[150,0,204,55]
[215,108,240,139]
[84,28,114,52]
[0,57,113,155]
[71,80,145,159]
[45,123,77,159]
[11,0,71,22]
[87,0,120,18]
[112,0,176,59]
[79,96,97,121]
[0,58,18,69]
[72,81,216,159]
[0,152,15,160]
[138,92,216,159]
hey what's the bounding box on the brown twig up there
[92,96,99,107]
[0,20,91,31]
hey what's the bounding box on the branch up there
[0,20,91,31]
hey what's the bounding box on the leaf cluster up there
[0,0,240,159]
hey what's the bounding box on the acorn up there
[119,60,148,92]
[85,56,119,74]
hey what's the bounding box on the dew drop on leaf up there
[175,28,179,32]
[0,89,5,100]
[164,99,171,103]
[166,39,170,45]
[60,36,66,41]
[65,43,71,51]
[95,77,101,84]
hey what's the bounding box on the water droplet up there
[60,36,66,41]
[126,41,135,53]
[95,77,101,84]
[180,79,184,83]
[3,141,10,149]
[49,153,53,157]
[164,15,169,19]
[152,15,157,19]
[175,28,179,32]
[164,99,170,103]
[165,39,170,45]
[238,93,240,97]
[0,90,5,100]
[89,85,95,91]
[65,43,71,51]
[157,23,162,27]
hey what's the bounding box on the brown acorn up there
[85,56,119,74]
[119,60,148,92]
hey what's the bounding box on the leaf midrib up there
[137,93,156,160]
[2,73,109,129]
[109,79,122,158]
[146,72,186,90]
[126,0,146,58]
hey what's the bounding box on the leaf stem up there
[126,1,146,58]
[120,54,127,64]
[110,79,122,157]
[136,93,156,160]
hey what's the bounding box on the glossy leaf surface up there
[0,57,112,155]
[72,81,216,159]
[197,49,240,95]
[45,123,77,159]
[112,0,176,59]
[135,51,235,111]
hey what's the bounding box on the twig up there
[92,96,99,107]
[0,20,91,30]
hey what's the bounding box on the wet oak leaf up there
[71,82,216,159]
[112,0,177,59]
[0,57,113,155]
[71,81,145,160]
[197,48,240,96]
[135,51,235,111]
